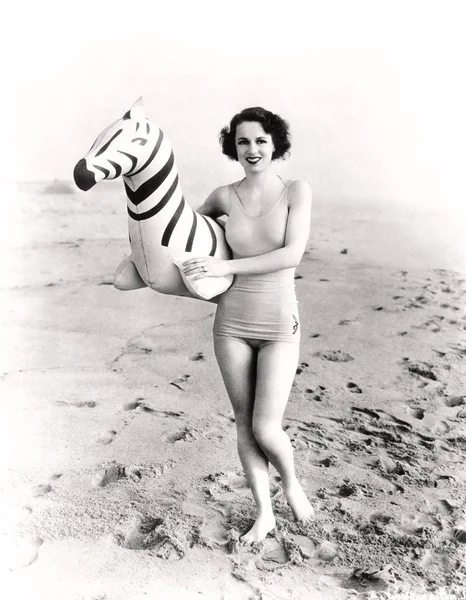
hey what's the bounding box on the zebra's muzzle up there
[73,159,97,191]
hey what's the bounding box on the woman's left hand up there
[182,256,232,280]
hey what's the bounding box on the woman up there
[183,107,313,543]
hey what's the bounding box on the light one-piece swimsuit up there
[213,179,300,343]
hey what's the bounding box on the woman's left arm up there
[183,180,312,279]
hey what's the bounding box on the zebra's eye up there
[131,137,147,146]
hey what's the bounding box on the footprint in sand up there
[348,406,430,455]
[285,422,329,452]
[189,352,204,361]
[316,350,354,362]
[97,430,117,445]
[440,303,460,311]
[316,540,338,562]
[154,410,184,418]
[430,421,450,436]
[182,502,229,548]
[370,512,393,527]
[31,471,64,497]
[338,482,359,497]
[306,385,326,402]
[114,512,201,559]
[437,499,456,515]
[402,359,437,381]
[170,374,191,390]
[351,564,396,587]
[296,362,309,375]
[215,411,235,425]
[257,538,290,571]
[347,382,362,394]
[318,455,339,468]
[55,400,97,408]
[91,463,127,487]
[123,398,154,412]
[413,316,443,333]
[165,427,199,444]
[0,535,43,570]
[204,471,250,506]
[444,396,465,408]
[309,333,321,338]
[338,319,357,326]
[32,483,52,497]
[409,407,425,420]
[368,455,406,476]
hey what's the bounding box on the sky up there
[2,0,465,212]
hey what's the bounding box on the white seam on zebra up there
[73,97,233,301]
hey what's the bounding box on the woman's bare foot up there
[240,511,276,543]
[284,480,315,522]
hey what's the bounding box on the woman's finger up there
[183,257,205,267]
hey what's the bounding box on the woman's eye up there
[131,137,147,146]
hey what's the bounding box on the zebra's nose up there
[73,159,97,191]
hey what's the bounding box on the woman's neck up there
[242,170,278,192]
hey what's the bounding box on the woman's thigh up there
[213,335,257,421]
[254,342,300,426]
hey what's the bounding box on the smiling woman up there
[182,106,313,543]
[219,107,291,162]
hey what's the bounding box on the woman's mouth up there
[246,157,261,164]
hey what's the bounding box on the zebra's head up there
[73,97,157,191]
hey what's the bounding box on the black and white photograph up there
[1,1,465,598]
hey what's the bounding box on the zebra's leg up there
[113,256,148,290]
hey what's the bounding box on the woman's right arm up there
[196,186,230,218]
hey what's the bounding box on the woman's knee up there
[252,417,283,449]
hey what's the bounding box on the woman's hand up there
[182,256,232,280]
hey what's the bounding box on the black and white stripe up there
[121,124,218,256]
[85,116,220,257]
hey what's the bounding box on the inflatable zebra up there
[73,97,233,301]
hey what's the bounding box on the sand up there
[1,180,465,599]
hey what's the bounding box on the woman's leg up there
[214,335,276,542]
[252,342,314,522]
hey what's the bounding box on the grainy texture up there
[1,182,465,599]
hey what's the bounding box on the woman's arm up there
[183,180,312,279]
[196,186,230,218]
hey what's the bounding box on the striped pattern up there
[86,113,220,257]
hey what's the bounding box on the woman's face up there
[235,121,275,173]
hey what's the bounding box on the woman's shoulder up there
[283,179,312,205]
[283,178,311,190]
[203,184,232,216]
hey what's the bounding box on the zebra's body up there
[73,97,232,300]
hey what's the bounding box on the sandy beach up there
[1,180,465,599]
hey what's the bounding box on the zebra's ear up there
[124,97,145,121]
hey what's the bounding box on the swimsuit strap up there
[232,178,287,219]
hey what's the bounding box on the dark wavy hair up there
[219,107,291,161]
